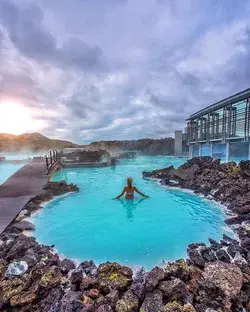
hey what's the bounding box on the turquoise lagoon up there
[0,163,23,184]
[0,152,40,184]
[0,152,41,160]
[32,156,231,269]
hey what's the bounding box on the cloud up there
[0,0,249,143]
[0,0,107,72]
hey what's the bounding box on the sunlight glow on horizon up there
[0,101,39,135]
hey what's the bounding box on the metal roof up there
[187,88,250,120]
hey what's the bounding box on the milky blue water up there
[32,156,231,269]
[0,163,23,184]
[0,153,41,160]
[0,152,41,184]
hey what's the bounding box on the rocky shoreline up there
[1,158,250,311]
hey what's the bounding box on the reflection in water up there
[118,198,146,221]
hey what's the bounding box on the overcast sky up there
[0,0,249,143]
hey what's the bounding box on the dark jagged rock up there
[78,260,97,276]
[188,243,206,250]
[82,295,94,305]
[11,221,35,231]
[227,244,244,258]
[70,269,83,286]
[96,304,114,312]
[105,290,119,308]
[164,259,190,282]
[130,281,146,302]
[43,180,79,196]
[82,304,95,312]
[87,288,100,299]
[208,238,222,251]
[200,247,216,262]
[59,259,76,274]
[238,160,250,176]
[97,262,133,294]
[187,248,205,269]
[20,253,37,269]
[202,261,243,311]
[194,280,226,312]
[163,302,196,312]
[81,276,97,291]
[241,238,250,250]
[158,278,193,305]
[115,289,139,312]
[215,249,231,262]
[58,291,83,312]
[35,286,64,312]
[145,266,165,291]
[6,234,38,261]
[222,234,239,246]
[24,201,42,213]
[140,289,164,312]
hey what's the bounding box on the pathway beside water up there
[0,161,48,234]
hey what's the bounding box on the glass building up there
[186,88,250,161]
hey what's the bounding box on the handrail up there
[45,149,59,172]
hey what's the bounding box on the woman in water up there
[113,177,149,199]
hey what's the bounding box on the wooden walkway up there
[0,161,49,234]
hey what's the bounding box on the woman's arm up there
[134,186,149,198]
[113,187,126,199]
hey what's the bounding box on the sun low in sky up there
[0,101,39,135]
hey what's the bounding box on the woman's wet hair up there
[127,177,132,187]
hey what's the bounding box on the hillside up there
[86,138,174,155]
[0,133,175,155]
[0,133,79,152]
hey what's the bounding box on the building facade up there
[185,88,250,161]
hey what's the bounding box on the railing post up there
[46,156,49,170]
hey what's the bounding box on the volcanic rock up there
[96,304,113,312]
[115,289,139,312]
[78,260,97,276]
[105,290,119,308]
[145,266,165,291]
[43,180,79,196]
[59,259,76,274]
[215,249,231,262]
[6,234,37,261]
[200,247,216,262]
[97,262,133,294]
[58,291,84,312]
[140,290,164,312]
[241,238,250,250]
[187,248,205,269]
[158,278,192,304]
[11,221,35,231]
[163,302,196,312]
[202,261,243,310]
[164,259,190,282]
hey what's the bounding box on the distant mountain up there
[86,138,175,155]
[0,133,79,152]
[0,133,175,155]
